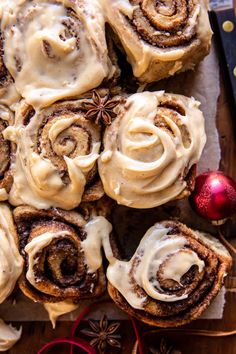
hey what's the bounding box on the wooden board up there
[8,39,236,354]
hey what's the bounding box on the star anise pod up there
[82,90,119,126]
[150,338,182,354]
[80,314,121,353]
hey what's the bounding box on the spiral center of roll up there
[130,0,199,47]
[52,126,90,157]
[46,238,85,287]
[39,114,92,174]
[156,249,204,288]
[142,235,205,301]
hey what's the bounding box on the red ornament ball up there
[190,171,236,221]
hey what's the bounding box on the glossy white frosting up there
[106,222,231,310]
[0,319,22,352]
[1,0,112,108]
[107,223,205,308]
[3,102,100,210]
[25,230,71,288]
[0,204,23,351]
[82,216,113,272]
[25,216,112,288]
[44,301,78,329]
[99,91,206,208]
[0,203,23,304]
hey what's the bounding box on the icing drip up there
[44,301,78,329]
[99,91,206,208]
[24,217,113,284]
[82,216,113,273]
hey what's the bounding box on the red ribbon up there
[37,300,145,354]
[37,337,96,354]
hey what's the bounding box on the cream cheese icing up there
[106,222,232,310]
[1,0,112,108]
[44,301,78,329]
[98,91,206,209]
[24,216,113,288]
[3,102,101,210]
[83,216,113,272]
[0,204,23,351]
[0,319,22,352]
[25,230,71,289]
[0,204,23,304]
[106,223,206,308]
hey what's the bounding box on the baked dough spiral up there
[98,91,206,209]
[14,206,111,303]
[101,0,212,82]
[0,105,15,201]
[0,0,113,108]
[4,99,104,210]
[107,220,232,327]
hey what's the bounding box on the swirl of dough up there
[98,91,206,209]
[101,0,212,82]
[14,205,109,303]
[4,100,104,210]
[1,0,112,108]
[0,203,23,304]
[107,220,232,327]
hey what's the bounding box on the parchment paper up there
[0,43,224,323]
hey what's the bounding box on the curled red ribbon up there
[37,337,96,354]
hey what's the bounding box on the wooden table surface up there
[8,37,236,354]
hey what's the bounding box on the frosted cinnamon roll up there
[0,105,15,201]
[0,203,23,304]
[0,203,23,350]
[101,0,212,82]
[13,205,112,304]
[1,0,113,108]
[98,91,206,209]
[107,220,232,327]
[3,98,108,210]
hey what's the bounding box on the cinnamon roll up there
[107,220,232,327]
[0,203,23,304]
[0,203,23,350]
[98,91,206,209]
[101,0,212,82]
[4,99,105,210]
[1,0,113,108]
[13,205,112,304]
[0,105,15,201]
